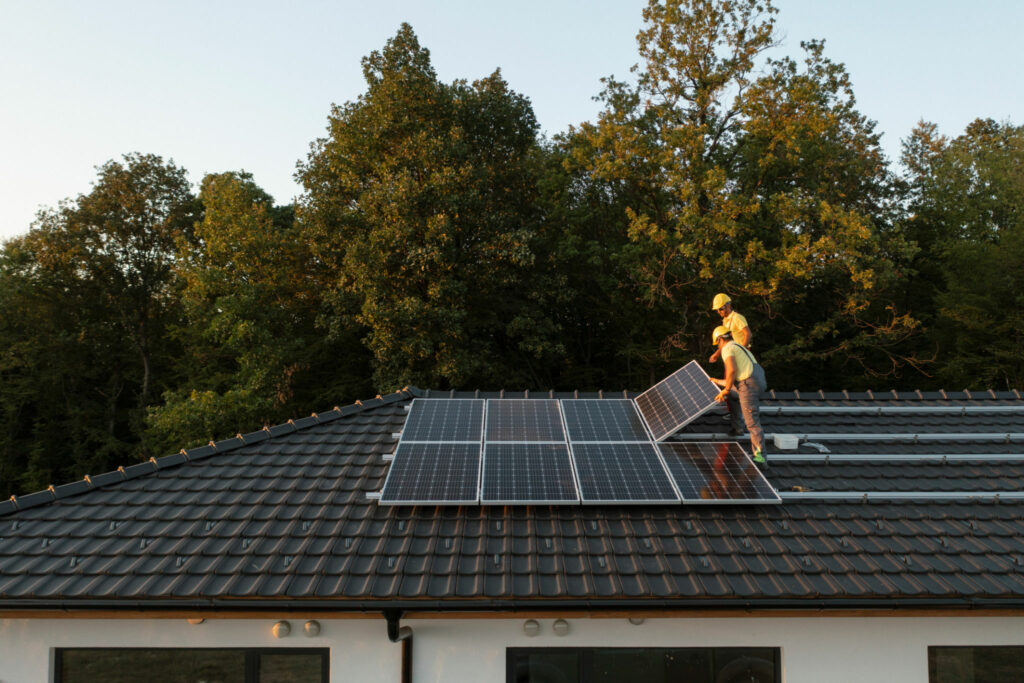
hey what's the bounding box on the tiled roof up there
[2,387,1024,611]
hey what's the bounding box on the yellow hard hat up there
[711,293,731,310]
[712,325,731,345]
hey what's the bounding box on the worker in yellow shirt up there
[709,325,767,466]
[708,293,751,364]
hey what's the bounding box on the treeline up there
[2,1,1022,496]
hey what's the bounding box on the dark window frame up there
[928,645,1024,683]
[507,646,781,683]
[54,646,329,683]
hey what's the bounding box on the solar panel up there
[560,399,651,442]
[481,443,579,504]
[485,399,566,442]
[570,442,680,504]
[400,398,484,442]
[634,361,720,441]
[379,442,481,505]
[658,442,780,504]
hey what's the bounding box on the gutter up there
[4,597,1024,613]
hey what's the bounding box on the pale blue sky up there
[1,0,1020,241]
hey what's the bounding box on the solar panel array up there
[379,364,778,506]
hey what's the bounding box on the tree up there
[145,172,373,455]
[902,119,1024,389]
[0,154,198,495]
[570,0,916,388]
[298,24,562,391]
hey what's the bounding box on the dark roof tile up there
[4,391,1024,609]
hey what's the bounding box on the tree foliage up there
[0,154,198,494]
[902,119,1024,389]
[145,172,373,455]
[567,0,920,388]
[298,24,562,391]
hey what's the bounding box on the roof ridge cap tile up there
[0,387,413,518]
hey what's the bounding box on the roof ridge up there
[0,387,414,518]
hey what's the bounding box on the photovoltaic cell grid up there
[486,399,566,442]
[481,443,579,504]
[380,368,780,506]
[571,443,680,504]
[560,399,651,442]
[379,442,482,505]
[400,398,484,442]
[658,442,780,504]
[634,361,720,441]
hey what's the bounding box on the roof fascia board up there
[5,597,1024,613]
[5,607,1024,620]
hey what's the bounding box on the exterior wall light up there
[304,620,321,637]
[552,619,570,636]
[272,620,291,638]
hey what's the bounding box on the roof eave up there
[4,596,1024,614]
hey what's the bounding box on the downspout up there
[385,609,413,683]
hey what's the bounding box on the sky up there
[1,0,1021,242]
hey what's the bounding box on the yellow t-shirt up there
[722,341,756,382]
[723,311,750,346]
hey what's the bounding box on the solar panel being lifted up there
[658,441,780,504]
[481,443,579,504]
[571,442,680,504]
[560,399,651,442]
[635,361,720,441]
[486,399,566,442]
[379,442,481,505]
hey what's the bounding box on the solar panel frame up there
[657,441,781,504]
[378,441,483,506]
[485,399,568,443]
[569,442,681,505]
[399,398,485,443]
[560,399,653,442]
[634,361,721,441]
[480,443,580,505]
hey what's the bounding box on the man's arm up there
[734,325,751,347]
[714,355,737,402]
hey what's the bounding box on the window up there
[508,647,779,683]
[929,646,1024,683]
[56,648,328,683]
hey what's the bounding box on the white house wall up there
[2,614,1023,683]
